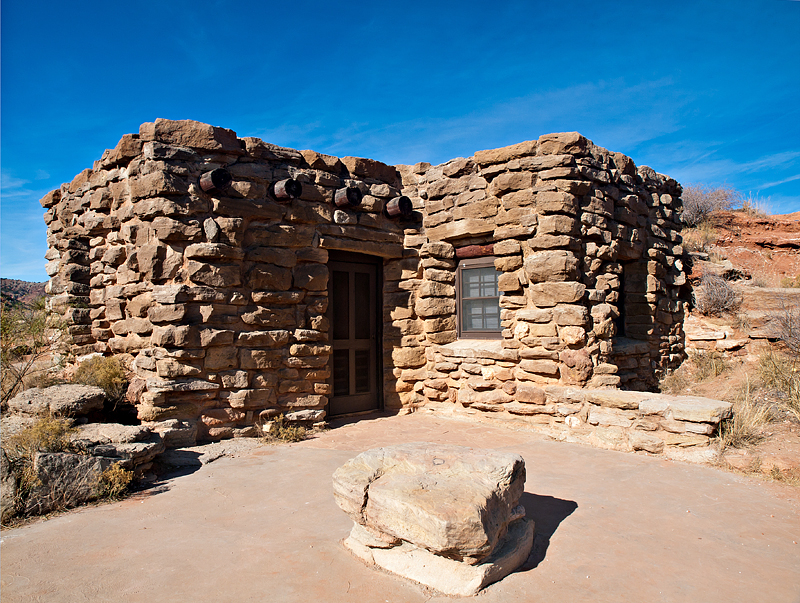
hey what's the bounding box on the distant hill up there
[1,279,47,311]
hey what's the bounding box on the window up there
[456,256,502,339]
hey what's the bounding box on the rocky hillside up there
[705,210,800,286]
[1,279,46,311]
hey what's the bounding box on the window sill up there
[437,338,515,362]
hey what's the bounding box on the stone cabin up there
[41,119,687,445]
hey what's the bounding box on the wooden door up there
[328,256,380,416]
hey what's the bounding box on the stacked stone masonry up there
[42,119,690,447]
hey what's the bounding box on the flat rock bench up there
[333,442,534,596]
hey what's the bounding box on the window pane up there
[462,298,501,331]
[462,267,497,298]
[460,262,501,333]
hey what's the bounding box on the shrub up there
[73,356,128,407]
[4,415,75,461]
[779,275,800,289]
[1,297,67,406]
[96,464,134,499]
[693,274,742,316]
[717,380,770,450]
[4,415,76,508]
[261,414,307,443]
[681,184,739,227]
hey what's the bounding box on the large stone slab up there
[7,385,105,417]
[334,442,533,595]
[333,442,526,560]
[639,395,733,424]
[71,424,166,469]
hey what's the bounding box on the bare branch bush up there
[693,274,742,316]
[1,297,67,407]
[681,184,739,227]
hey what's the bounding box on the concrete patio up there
[2,411,799,602]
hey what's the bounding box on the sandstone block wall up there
[42,120,687,445]
[41,119,418,441]
[391,132,686,415]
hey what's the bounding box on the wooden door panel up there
[328,259,379,416]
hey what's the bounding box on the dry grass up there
[758,348,800,421]
[767,302,800,356]
[779,275,800,289]
[693,274,742,316]
[716,379,771,450]
[659,365,692,394]
[732,312,751,333]
[689,350,729,381]
[739,193,771,218]
[682,221,718,253]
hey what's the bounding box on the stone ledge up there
[344,518,534,597]
[432,339,518,362]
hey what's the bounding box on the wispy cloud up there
[662,150,800,186]
[1,173,31,191]
[759,174,800,189]
[245,77,691,166]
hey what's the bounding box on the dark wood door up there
[328,257,379,416]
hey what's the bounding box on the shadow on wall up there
[519,492,578,570]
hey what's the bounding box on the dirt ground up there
[2,412,799,603]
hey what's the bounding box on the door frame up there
[326,250,383,417]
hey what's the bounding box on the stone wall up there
[390,132,686,414]
[41,119,419,441]
[41,120,687,446]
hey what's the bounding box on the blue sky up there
[2,0,799,281]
